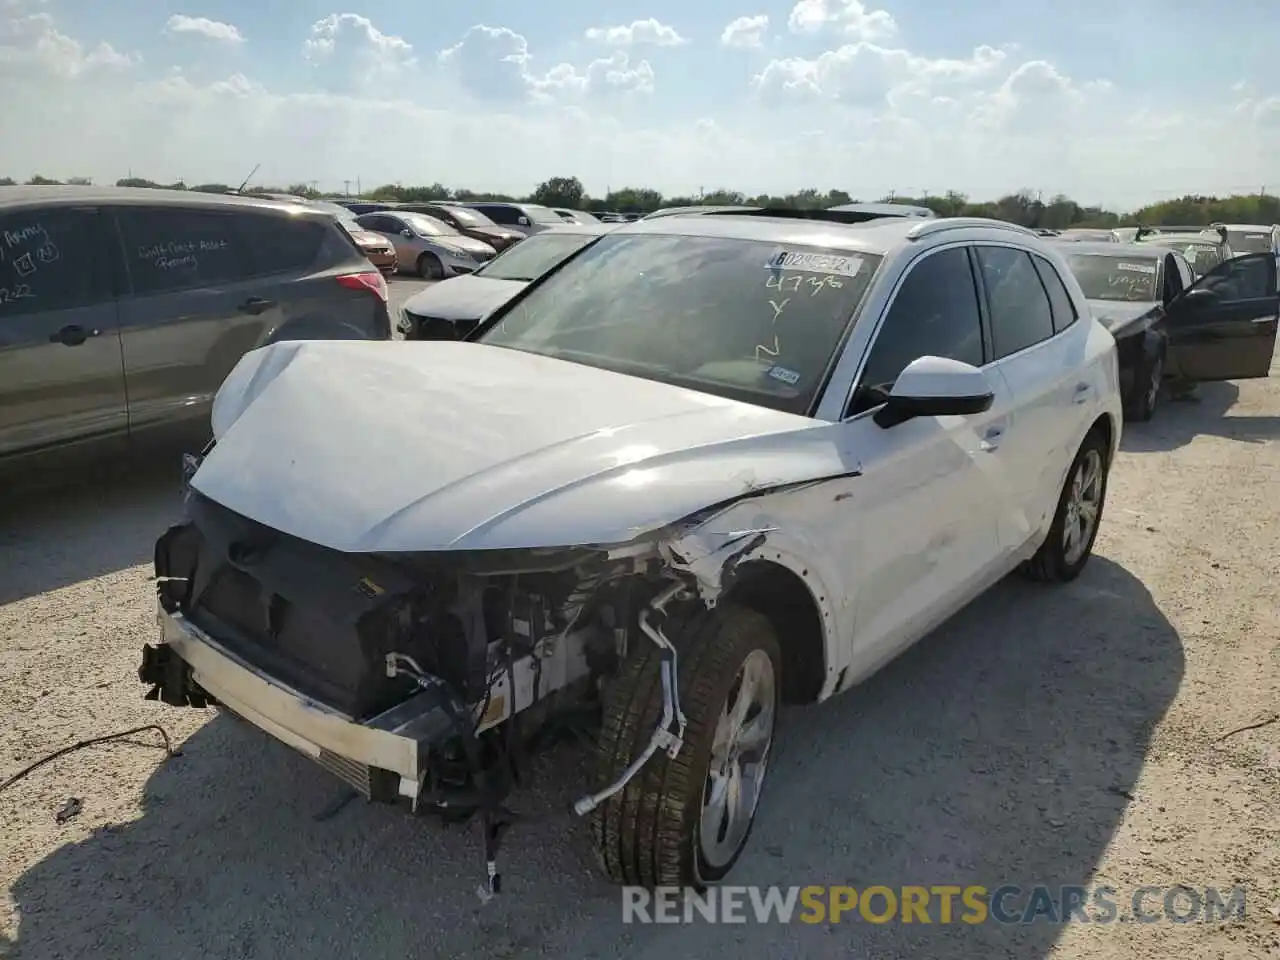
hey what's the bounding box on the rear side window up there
[236,212,327,275]
[476,205,518,225]
[0,208,112,317]
[115,208,247,295]
[1030,255,1078,333]
[976,246,1055,359]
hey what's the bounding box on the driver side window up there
[848,247,985,416]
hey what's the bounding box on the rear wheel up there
[416,253,444,280]
[591,603,780,888]
[1127,350,1163,422]
[1022,429,1109,582]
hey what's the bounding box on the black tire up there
[417,253,444,280]
[1022,428,1110,583]
[1126,350,1163,422]
[591,603,781,888]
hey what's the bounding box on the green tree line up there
[3,173,1277,228]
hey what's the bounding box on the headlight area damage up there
[140,480,801,898]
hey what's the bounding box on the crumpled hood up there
[1086,299,1160,337]
[402,275,524,321]
[196,341,842,553]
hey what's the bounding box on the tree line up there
[3,173,1277,229]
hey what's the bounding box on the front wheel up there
[1022,429,1110,582]
[416,253,444,280]
[591,603,781,888]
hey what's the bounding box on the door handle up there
[49,325,100,346]
[237,297,277,315]
[1072,382,1092,404]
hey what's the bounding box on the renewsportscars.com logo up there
[622,885,1248,925]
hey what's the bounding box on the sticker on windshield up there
[1116,262,1156,275]
[765,251,864,277]
[767,364,801,386]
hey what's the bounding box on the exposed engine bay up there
[141,457,785,896]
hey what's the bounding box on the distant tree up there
[531,176,585,209]
[0,177,16,186]
[66,176,93,186]
[27,175,62,185]
[117,177,159,188]
[190,183,232,194]
[286,183,321,199]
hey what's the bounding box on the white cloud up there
[164,14,245,44]
[0,8,137,78]
[439,24,655,102]
[721,15,769,49]
[0,3,1277,208]
[584,18,688,47]
[754,43,1007,108]
[303,12,413,70]
[787,0,896,41]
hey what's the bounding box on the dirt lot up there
[2,358,1278,960]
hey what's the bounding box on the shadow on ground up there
[5,557,1183,960]
[0,447,185,606]
[1121,380,1280,452]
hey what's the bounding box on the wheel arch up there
[721,558,831,705]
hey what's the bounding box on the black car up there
[1056,241,1279,420]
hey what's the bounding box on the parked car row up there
[135,203,1276,901]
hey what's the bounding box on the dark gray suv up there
[0,186,391,464]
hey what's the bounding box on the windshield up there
[1066,253,1161,302]
[474,231,600,282]
[306,200,357,221]
[477,233,881,414]
[1167,241,1224,276]
[518,204,567,225]
[438,205,495,227]
[400,212,458,237]
[1226,229,1275,254]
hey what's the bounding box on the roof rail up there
[906,217,1041,240]
[713,206,928,225]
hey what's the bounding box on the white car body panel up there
[196,218,1124,708]
[398,275,525,326]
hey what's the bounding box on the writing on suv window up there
[1065,253,1160,302]
[478,233,882,415]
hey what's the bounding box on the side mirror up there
[873,356,995,429]
[518,216,531,226]
[401,228,414,238]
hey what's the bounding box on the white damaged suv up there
[143,209,1122,894]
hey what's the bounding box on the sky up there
[1,0,1278,210]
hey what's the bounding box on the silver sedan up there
[354,211,497,279]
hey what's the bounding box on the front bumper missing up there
[149,607,454,802]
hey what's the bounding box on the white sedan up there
[142,210,1123,894]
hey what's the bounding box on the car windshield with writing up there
[473,231,601,282]
[1224,229,1275,254]
[401,213,459,237]
[1065,253,1161,302]
[476,233,881,415]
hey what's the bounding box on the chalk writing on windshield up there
[137,238,229,272]
[766,273,846,296]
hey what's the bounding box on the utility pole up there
[343,179,351,198]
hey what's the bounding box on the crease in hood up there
[401,275,524,321]
[195,340,856,553]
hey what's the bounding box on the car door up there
[834,244,1008,670]
[0,205,126,457]
[973,244,1084,548]
[111,204,285,433]
[1164,253,1279,381]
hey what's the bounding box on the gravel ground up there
[2,345,1278,960]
